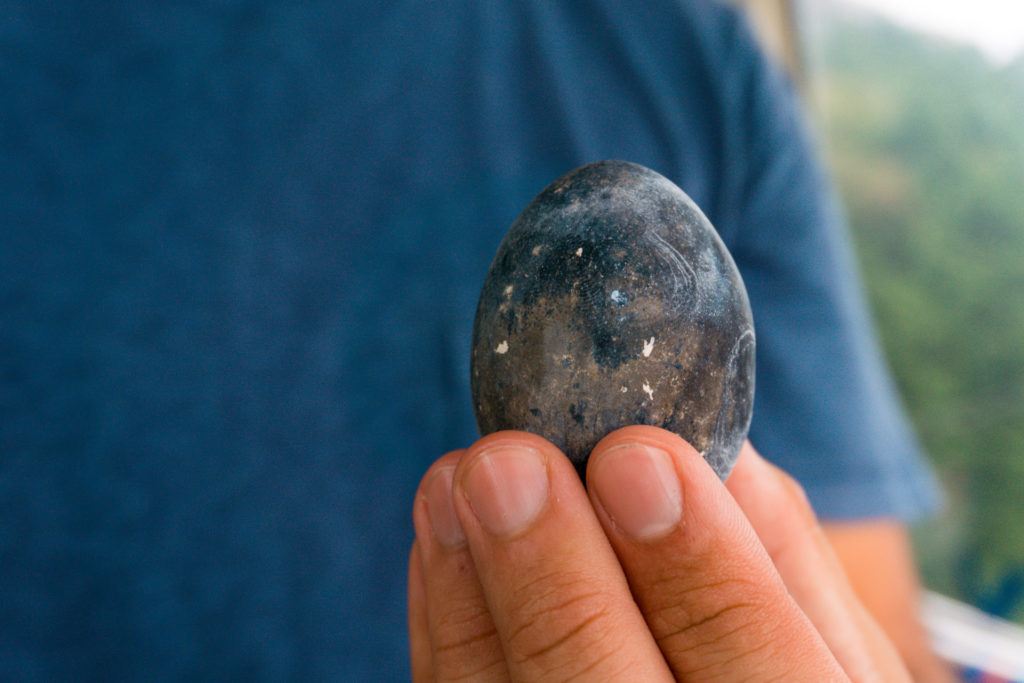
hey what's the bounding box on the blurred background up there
[736,0,1024,633]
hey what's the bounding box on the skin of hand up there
[408,426,914,682]
[822,522,957,683]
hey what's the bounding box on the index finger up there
[451,431,674,682]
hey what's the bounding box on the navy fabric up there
[0,1,940,680]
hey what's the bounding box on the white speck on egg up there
[610,290,626,304]
[503,285,513,296]
[495,340,509,354]
[642,382,654,400]
[620,386,628,393]
[642,337,655,357]
[532,245,543,256]
[575,247,583,256]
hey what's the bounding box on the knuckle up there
[434,600,495,650]
[503,570,623,675]
[773,467,818,528]
[444,661,509,682]
[770,469,829,566]
[746,464,829,568]
[644,573,769,651]
[432,598,506,680]
[641,571,809,679]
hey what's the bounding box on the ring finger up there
[412,450,509,682]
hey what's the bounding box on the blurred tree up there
[814,5,1024,623]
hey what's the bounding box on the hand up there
[408,426,912,681]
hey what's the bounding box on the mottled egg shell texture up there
[471,160,755,479]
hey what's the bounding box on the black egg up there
[471,160,755,479]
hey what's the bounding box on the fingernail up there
[462,445,548,536]
[424,466,466,547]
[591,444,682,540]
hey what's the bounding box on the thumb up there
[586,426,848,682]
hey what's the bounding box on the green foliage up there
[815,10,1024,621]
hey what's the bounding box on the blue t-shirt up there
[0,1,940,679]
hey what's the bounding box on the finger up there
[408,543,435,683]
[587,426,847,682]
[452,431,673,682]
[413,450,510,682]
[726,443,911,682]
[824,522,954,682]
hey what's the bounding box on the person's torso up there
[0,2,749,678]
